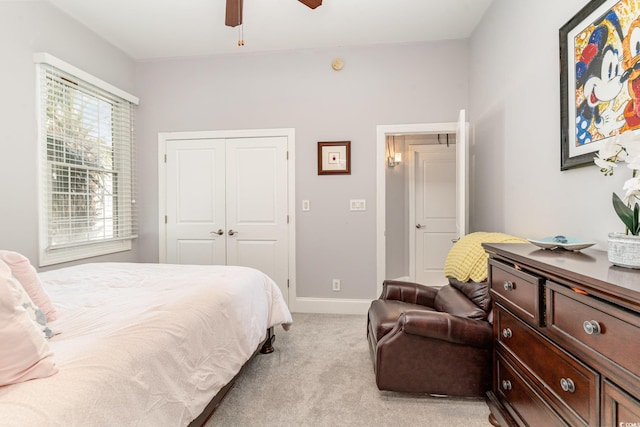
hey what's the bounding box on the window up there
[35,54,138,266]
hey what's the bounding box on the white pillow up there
[0,259,58,386]
[10,274,55,338]
[0,250,57,322]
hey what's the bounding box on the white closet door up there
[226,137,289,291]
[166,139,227,265]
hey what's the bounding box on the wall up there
[0,2,139,268]
[135,40,469,301]
[469,0,629,248]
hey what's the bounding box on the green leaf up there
[634,203,640,236]
[612,193,636,232]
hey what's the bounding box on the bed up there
[0,255,292,427]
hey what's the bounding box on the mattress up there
[0,262,292,427]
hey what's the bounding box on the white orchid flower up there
[622,176,640,205]
[626,155,640,171]
[594,132,640,235]
[594,155,618,174]
[617,129,639,147]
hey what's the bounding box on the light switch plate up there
[350,199,366,211]
[302,200,310,211]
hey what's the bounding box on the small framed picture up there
[317,141,351,175]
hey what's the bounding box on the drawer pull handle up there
[583,320,601,335]
[560,378,575,393]
[501,380,512,391]
[503,281,514,291]
[502,328,512,339]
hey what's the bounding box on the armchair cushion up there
[434,285,488,321]
[448,277,491,312]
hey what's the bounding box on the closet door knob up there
[228,229,238,236]
[211,229,224,236]
[416,224,424,229]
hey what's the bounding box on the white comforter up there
[0,262,292,427]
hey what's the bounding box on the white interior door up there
[226,137,289,293]
[456,109,469,239]
[413,145,457,285]
[166,139,226,265]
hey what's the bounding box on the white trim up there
[292,297,372,315]
[158,128,297,309]
[376,122,458,297]
[33,52,139,105]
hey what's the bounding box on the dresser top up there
[483,242,640,308]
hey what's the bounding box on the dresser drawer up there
[489,260,544,326]
[547,281,640,379]
[496,306,598,425]
[603,379,640,427]
[495,353,566,427]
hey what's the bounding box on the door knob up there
[211,229,224,236]
[416,224,424,229]
[228,229,238,236]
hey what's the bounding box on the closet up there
[158,130,293,303]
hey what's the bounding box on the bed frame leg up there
[260,327,275,354]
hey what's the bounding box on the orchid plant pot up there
[608,232,640,269]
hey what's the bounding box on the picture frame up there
[560,0,640,170]
[317,141,351,175]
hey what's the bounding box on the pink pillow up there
[0,251,57,321]
[0,259,58,386]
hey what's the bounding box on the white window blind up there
[35,54,138,266]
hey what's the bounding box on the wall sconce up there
[387,136,402,167]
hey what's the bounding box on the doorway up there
[376,111,468,297]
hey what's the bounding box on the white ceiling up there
[42,0,493,61]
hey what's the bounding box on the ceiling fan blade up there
[225,0,243,27]
[299,0,322,9]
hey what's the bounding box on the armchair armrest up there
[380,280,438,307]
[398,310,492,349]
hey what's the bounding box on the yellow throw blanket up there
[444,232,527,282]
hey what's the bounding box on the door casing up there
[376,112,468,298]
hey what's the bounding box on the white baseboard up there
[292,297,372,315]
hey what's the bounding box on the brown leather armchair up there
[367,278,493,397]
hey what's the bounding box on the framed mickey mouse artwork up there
[560,0,640,170]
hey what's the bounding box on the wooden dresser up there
[483,243,640,427]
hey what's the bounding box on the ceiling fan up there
[225,0,322,27]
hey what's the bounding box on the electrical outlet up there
[332,279,341,291]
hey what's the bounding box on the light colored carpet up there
[207,313,493,427]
